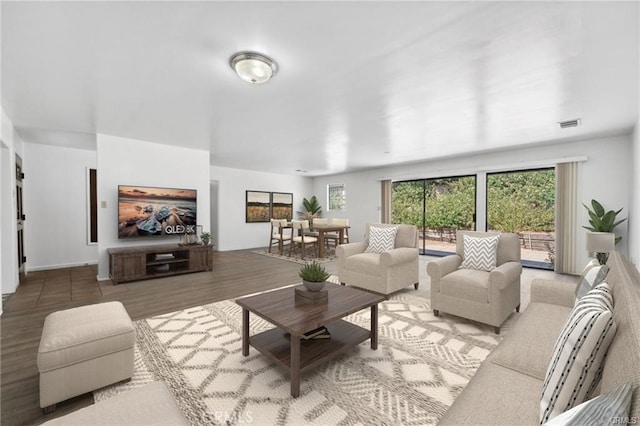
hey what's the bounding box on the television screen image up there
[118,185,197,238]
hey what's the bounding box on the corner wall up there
[631,123,640,266]
[210,166,312,251]
[312,134,633,274]
[1,108,24,297]
[97,134,210,280]
[22,143,98,270]
[630,7,640,267]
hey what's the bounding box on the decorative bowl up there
[302,280,326,292]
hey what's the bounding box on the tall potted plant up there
[297,196,322,222]
[582,199,627,264]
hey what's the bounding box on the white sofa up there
[336,223,419,295]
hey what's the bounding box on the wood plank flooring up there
[1,250,327,425]
[1,249,565,425]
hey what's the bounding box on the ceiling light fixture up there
[229,51,278,84]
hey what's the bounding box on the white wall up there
[210,166,312,251]
[210,181,219,249]
[630,11,640,267]
[1,128,633,282]
[97,134,210,280]
[631,123,640,266]
[1,107,24,297]
[22,143,98,270]
[312,134,633,274]
[0,142,10,294]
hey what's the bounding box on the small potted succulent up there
[200,232,211,246]
[298,261,330,292]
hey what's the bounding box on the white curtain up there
[555,162,579,273]
[381,180,392,223]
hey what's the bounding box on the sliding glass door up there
[391,168,555,269]
[392,176,476,254]
[486,168,555,269]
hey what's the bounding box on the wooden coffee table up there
[236,283,385,397]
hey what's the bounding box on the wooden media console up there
[108,243,213,284]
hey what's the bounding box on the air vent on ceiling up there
[558,118,581,129]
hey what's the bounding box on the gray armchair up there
[336,223,419,295]
[427,230,522,334]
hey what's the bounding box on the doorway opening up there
[16,155,26,279]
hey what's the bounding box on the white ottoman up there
[37,301,135,412]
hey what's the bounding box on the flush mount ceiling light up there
[229,51,278,84]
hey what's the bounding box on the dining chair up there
[305,218,328,237]
[268,219,291,255]
[325,218,350,249]
[290,220,318,259]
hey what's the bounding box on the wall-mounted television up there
[118,185,197,238]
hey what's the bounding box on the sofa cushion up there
[599,254,640,420]
[489,302,572,380]
[343,252,382,275]
[544,381,632,426]
[365,225,398,253]
[540,283,618,423]
[438,362,542,425]
[575,259,609,299]
[440,269,489,303]
[41,381,188,425]
[460,234,499,272]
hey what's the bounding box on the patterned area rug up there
[95,288,513,425]
[252,246,336,264]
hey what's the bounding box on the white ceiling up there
[2,1,638,176]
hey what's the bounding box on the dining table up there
[308,223,350,258]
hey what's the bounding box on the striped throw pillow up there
[460,234,500,272]
[544,382,633,426]
[575,260,609,300]
[540,283,618,423]
[365,226,398,253]
[575,282,614,311]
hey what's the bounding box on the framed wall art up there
[271,192,293,220]
[246,191,271,223]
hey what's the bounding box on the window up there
[390,166,556,270]
[327,183,346,211]
[392,176,476,255]
[486,168,555,269]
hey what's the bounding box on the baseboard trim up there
[27,261,98,272]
